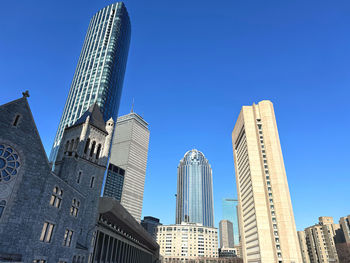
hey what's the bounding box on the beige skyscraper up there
[339,215,350,243]
[109,111,150,222]
[219,220,234,249]
[231,100,302,262]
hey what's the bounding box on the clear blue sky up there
[1,0,349,230]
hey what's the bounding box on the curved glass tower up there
[176,149,214,227]
[49,2,131,163]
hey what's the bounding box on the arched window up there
[95,144,102,160]
[70,198,80,217]
[84,138,90,154]
[64,141,69,153]
[49,186,63,208]
[77,256,80,263]
[0,200,6,218]
[90,141,96,157]
[69,139,74,151]
[72,256,76,263]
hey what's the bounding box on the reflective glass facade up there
[103,163,125,201]
[49,2,131,163]
[176,149,214,227]
[222,198,239,245]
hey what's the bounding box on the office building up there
[222,198,239,245]
[0,95,112,262]
[219,220,234,249]
[297,231,310,263]
[103,163,125,201]
[176,149,214,227]
[219,248,237,258]
[231,100,302,262]
[304,217,340,263]
[141,216,162,238]
[109,111,150,222]
[339,215,350,243]
[50,2,131,163]
[155,222,218,261]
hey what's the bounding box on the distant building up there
[109,111,150,222]
[339,215,350,243]
[176,149,214,227]
[141,216,162,238]
[103,163,125,201]
[304,217,340,263]
[231,100,301,262]
[222,198,239,245]
[155,222,218,261]
[297,231,310,263]
[219,248,237,258]
[0,96,112,262]
[49,2,131,163]
[219,220,234,249]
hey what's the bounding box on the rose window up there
[0,144,20,182]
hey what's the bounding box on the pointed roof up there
[73,103,107,133]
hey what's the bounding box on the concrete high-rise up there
[50,2,131,163]
[219,220,234,249]
[176,149,214,227]
[222,198,239,245]
[297,231,311,263]
[304,217,340,263]
[339,215,350,243]
[108,111,149,222]
[231,100,302,262]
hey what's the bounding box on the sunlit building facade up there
[176,149,214,227]
[49,2,131,163]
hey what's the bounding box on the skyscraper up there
[219,220,234,249]
[222,198,239,245]
[103,163,125,201]
[49,2,131,163]
[231,100,302,262]
[176,149,214,227]
[108,111,150,222]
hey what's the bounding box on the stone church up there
[0,94,114,263]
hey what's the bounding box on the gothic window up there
[95,144,102,159]
[64,141,69,153]
[63,229,74,247]
[69,139,74,151]
[0,144,20,182]
[72,256,77,263]
[90,141,96,157]
[40,221,55,243]
[0,200,6,218]
[84,138,90,154]
[70,198,80,217]
[90,177,95,188]
[49,187,63,208]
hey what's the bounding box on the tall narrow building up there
[219,220,234,248]
[176,149,214,227]
[231,100,302,262]
[222,198,240,245]
[108,111,150,222]
[50,2,131,163]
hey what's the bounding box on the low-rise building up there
[155,222,218,262]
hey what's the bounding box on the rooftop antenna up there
[131,98,134,113]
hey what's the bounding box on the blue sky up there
[1,0,349,230]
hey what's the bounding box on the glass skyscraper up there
[176,149,214,227]
[49,2,131,163]
[222,198,240,245]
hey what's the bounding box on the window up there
[50,187,63,208]
[96,144,102,159]
[84,138,90,154]
[40,222,55,243]
[0,200,6,218]
[77,171,82,184]
[70,199,80,217]
[13,115,21,126]
[63,229,74,247]
[90,141,96,157]
[90,177,95,188]
[33,260,46,263]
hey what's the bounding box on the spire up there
[131,98,134,113]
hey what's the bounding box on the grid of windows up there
[103,163,125,201]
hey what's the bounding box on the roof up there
[72,103,107,133]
